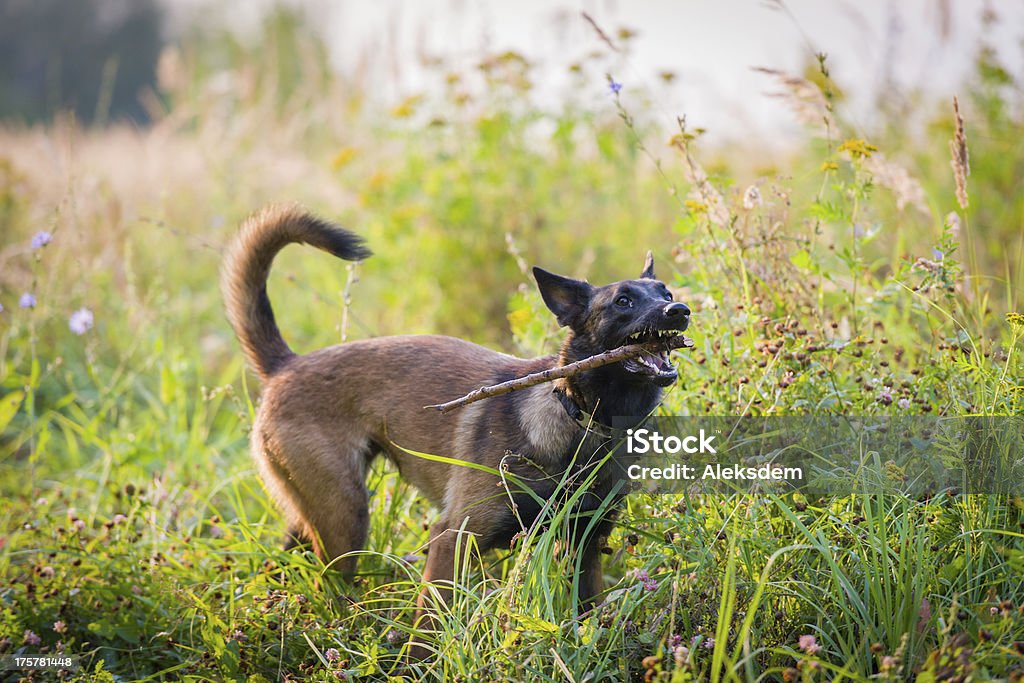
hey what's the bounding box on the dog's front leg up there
[408,522,458,660]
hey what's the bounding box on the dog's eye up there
[615,295,632,307]
[662,290,673,301]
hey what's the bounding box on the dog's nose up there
[663,302,690,319]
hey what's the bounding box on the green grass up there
[1,8,1023,682]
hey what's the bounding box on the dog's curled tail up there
[221,204,372,378]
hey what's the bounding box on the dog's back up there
[221,208,578,566]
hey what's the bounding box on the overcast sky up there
[164,0,1024,142]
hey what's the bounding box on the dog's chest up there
[516,385,579,457]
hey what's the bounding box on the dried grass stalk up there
[860,153,931,218]
[950,96,970,210]
[754,67,834,137]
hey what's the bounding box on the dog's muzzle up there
[620,303,690,386]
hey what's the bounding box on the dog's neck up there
[555,333,664,427]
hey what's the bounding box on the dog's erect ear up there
[640,251,656,280]
[533,267,594,328]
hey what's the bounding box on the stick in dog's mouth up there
[425,335,694,413]
[620,328,688,381]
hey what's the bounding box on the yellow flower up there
[330,147,357,170]
[668,133,693,147]
[838,138,878,159]
[684,199,708,214]
[820,161,839,172]
[1006,312,1024,328]
[391,95,423,119]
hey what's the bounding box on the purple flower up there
[69,308,94,335]
[325,647,341,662]
[31,231,53,249]
[898,398,911,410]
[609,80,622,94]
[643,577,658,592]
[24,629,41,646]
[19,292,36,309]
[798,634,821,655]
[669,634,683,648]
[702,636,715,649]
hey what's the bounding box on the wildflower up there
[898,398,911,410]
[31,231,53,249]
[669,634,683,648]
[673,645,689,667]
[798,634,821,655]
[24,630,41,646]
[69,308,94,335]
[932,248,944,261]
[702,637,715,649]
[325,647,341,662]
[742,185,762,210]
[912,258,942,275]
[53,621,67,634]
[39,566,55,579]
[838,138,878,159]
[643,577,658,592]
[73,519,86,532]
[684,199,708,214]
[19,293,36,309]
[1007,312,1024,328]
[609,79,622,95]
[111,514,127,525]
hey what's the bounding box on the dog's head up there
[533,252,690,388]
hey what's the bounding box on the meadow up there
[1,9,1023,682]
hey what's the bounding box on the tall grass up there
[1,6,1022,682]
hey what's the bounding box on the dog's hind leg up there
[255,428,373,574]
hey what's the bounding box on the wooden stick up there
[424,335,694,413]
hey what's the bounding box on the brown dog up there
[222,205,689,645]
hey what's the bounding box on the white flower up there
[69,308,94,335]
[742,185,762,210]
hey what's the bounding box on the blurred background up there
[3,0,1023,142]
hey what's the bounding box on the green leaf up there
[515,614,559,635]
[0,390,24,433]
[789,250,815,272]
